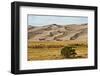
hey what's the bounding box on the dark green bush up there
[61,46,77,58]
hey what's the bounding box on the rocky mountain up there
[28,24,87,41]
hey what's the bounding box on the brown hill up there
[28,24,88,42]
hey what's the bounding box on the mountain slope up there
[28,24,88,42]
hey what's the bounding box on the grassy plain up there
[28,40,88,61]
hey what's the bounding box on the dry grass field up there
[28,40,88,61]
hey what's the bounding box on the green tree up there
[61,46,77,58]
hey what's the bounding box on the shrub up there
[49,32,54,37]
[61,46,77,58]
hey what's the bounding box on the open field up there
[28,40,88,61]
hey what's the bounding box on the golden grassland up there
[28,40,88,61]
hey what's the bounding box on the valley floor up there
[28,40,88,61]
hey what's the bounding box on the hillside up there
[28,24,87,42]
